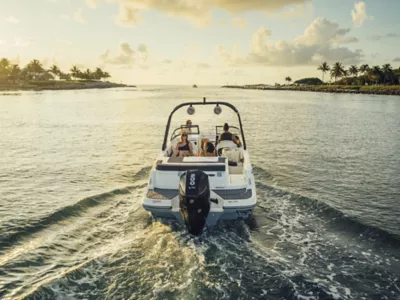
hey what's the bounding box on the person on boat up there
[174,132,193,157]
[202,142,216,156]
[182,119,192,133]
[200,137,210,150]
[218,123,239,145]
[197,141,216,157]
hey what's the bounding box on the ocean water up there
[0,86,399,300]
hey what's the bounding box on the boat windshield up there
[170,125,200,140]
[215,125,240,137]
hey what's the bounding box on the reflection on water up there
[0,87,400,299]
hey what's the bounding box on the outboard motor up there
[179,170,210,236]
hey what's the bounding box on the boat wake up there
[1,167,399,300]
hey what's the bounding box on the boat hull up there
[142,187,257,227]
[142,204,256,227]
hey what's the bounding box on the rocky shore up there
[0,80,136,92]
[222,85,400,96]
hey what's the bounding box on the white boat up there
[142,97,257,235]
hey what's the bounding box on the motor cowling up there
[179,170,210,236]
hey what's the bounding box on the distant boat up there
[193,84,198,88]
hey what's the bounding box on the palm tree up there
[26,59,44,74]
[70,65,80,80]
[349,65,358,77]
[94,67,104,81]
[330,62,345,83]
[381,64,394,84]
[49,65,61,76]
[83,69,92,80]
[8,64,21,82]
[0,58,10,69]
[103,72,111,81]
[369,65,382,84]
[285,76,292,85]
[0,58,11,78]
[59,72,71,81]
[317,62,330,82]
[359,64,370,75]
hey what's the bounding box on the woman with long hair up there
[174,132,193,157]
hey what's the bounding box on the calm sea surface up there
[0,86,399,299]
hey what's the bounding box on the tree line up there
[317,62,399,85]
[284,63,400,86]
[0,58,111,82]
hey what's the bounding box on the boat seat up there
[217,140,237,151]
[229,165,244,175]
[221,148,243,163]
[222,148,244,175]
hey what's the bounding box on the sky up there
[1,0,399,85]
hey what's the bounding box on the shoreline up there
[0,80,136,92]
[222,85,400,96]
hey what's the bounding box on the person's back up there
[218,123,238,144]
[220,131,233,141]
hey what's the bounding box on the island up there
[223,62,400,96]
[0,58,135,91]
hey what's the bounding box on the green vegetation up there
[223,61,400,96]
[317,62,400,85]
[283,84,400,92]
[291,62,400,87]
[293,77,323,85]
[317,62,330,82]
[222,84,400,95]
[0,57,131,91]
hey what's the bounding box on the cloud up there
[393,57,400,62]
[96,0,309,27]
[351,1,372,27]
[387,33,398,38]
[6,16,20,24]
[217,18,362,67]
[335,36,359,44]
[295,18,356,46]
[231,17,247,30]
[197,63,211,68]
[100,42,138,67]
[367,33,398,41]
[116,4,141,27]
[137,44,149,68]
[162,59,172,64]
[267,3,313,20]
[73,8,86,23]
[87,0,99,8]
[137,43,147,53]
[61,8,86,23]
[14,38,34,47]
